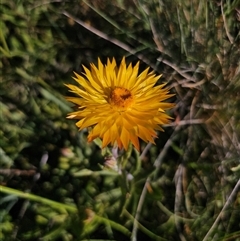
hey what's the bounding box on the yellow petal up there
[65,57,175,151]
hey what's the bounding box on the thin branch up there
[0,169,36,176]
[154,125,180,169]
[202,179,240,241]
[220,0,234,44]
[140,142,152,160]
[62,11,157,70]
[174,164,187,241]
[131,177,150,241]
[161,59,196,81]
[132,125,180,240]
[164,119,205,127]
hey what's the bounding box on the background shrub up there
[1,0,239,240]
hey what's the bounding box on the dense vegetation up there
[0,0,239,240]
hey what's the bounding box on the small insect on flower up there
[65,57,174,151]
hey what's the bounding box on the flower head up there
[66,57,174,151]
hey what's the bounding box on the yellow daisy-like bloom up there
[66,57,174,151]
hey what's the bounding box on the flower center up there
[109,87,133,110]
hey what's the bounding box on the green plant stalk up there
[123,209,167,241]
[95,215,131,237]
[0,29,10,53]
[0,46,11,57]
[0,185,77,213]
[0,186,132,237]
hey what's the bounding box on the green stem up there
[95,214,131,237]
[123,209,167,241]
[0,30,10,53]
[0,185,77,213]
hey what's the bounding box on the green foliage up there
[0,0,239,240]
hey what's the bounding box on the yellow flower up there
[65,57,174,151]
